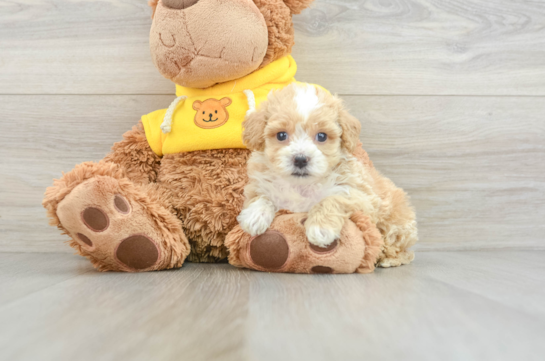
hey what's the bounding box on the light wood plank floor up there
[0,251,543,361]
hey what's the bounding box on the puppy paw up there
[305,224,340,248]
[237,198,275,236]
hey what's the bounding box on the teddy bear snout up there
[162,0,199,10]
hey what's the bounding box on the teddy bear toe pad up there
[82,207,109,232]
[309,239,339,254]
[249,231,289,270]
[56,177,167,272]
[76,233,93,247]
[311,266,334,274]
[115,235,160,270]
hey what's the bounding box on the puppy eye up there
[277,132,288,141]
[316,133,328,142]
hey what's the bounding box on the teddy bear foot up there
[226,212,383,274]
[52,173,190,272]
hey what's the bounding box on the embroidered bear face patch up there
[192,98,232,129]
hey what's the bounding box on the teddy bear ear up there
[192,100,202,111]
[283,0,315,14]
[148,0,159,19]
[220,97,232,107]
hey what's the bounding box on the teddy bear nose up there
[294,156,309,169]
[162,0,199,10]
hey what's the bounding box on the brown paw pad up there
[115,235,159,270]
[82,207,109,232]
[309,239,339,254]
[249,231,289,270]
[77,233,93,247]
[311,266,333,274]
[114,195,130,214]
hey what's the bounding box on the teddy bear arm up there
[103,121,161,185]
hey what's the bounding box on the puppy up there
[237,83,417,266]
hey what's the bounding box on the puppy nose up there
[162,0,199,10]
[294,156,309,169]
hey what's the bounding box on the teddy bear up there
[43,0,413,273]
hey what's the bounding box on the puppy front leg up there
[305,196,352,248]
[237,196,276,236]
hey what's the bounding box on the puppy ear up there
[338,105,361,153]
[283,0,315,14]
[148,0,158,19]
[242,107,268,151]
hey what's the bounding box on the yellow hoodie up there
[142,55,297,156]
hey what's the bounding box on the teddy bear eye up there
[316,133,327,142]
[277,132,288,141]
[203,111,205,114]
[215,110,217,114]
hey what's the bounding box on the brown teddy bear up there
[43,0,412,273]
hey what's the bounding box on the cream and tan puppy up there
[237,83,417,267]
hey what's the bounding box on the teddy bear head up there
[148,0,314,88]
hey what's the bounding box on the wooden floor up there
[0,250,543,361]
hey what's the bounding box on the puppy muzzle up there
[294,156,309,169]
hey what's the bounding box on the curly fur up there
[239,84,417,266]
[254,0,296,68]
[158,149,251,262]
[257,0,316,67]
[104,122,161,184]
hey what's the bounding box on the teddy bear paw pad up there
[113,195,130,214]
[82,207,109,232]
[249,231,289,271]
[115,235,160,270]
[309,239,339,254]
[311,266,334,274]
[77,233,93,247]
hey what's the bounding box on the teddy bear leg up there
[225,212,383,274]
[43,162,190,272]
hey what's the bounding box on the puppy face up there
[243,84,361,182]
